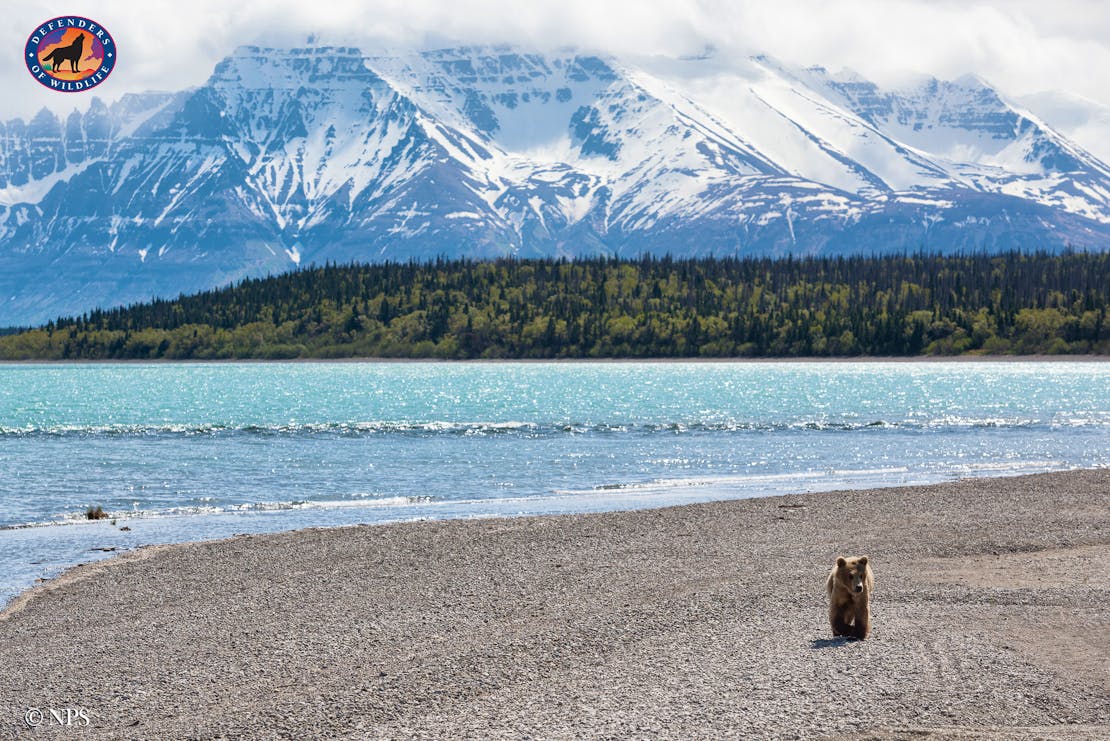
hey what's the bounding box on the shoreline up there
[1,354,1108,365]
[2,469,1107,738]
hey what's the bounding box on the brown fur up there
[826,555,874,639]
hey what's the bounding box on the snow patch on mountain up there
[1,44,1109,326]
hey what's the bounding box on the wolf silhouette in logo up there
[41,33,85,74]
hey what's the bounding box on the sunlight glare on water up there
[0,360,1107,604]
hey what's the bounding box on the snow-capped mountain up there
[1016,91,1110,167]
[1,45,1108,326]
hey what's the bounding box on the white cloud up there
[2,0,1108,122]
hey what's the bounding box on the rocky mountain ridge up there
[1,45,1107,325]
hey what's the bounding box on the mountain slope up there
[1,45,1108,326]
[1017,91,1110,169]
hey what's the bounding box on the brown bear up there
[826,555,874,639]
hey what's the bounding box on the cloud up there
[2,0,1108,121]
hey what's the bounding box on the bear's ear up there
[836,556,847,568]
[859,556,868,566]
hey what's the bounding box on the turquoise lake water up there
[1,360,1107,604]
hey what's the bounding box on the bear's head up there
[836,555,869,593]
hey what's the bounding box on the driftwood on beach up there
[1,470,1108,738]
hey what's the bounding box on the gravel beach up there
[1,469,1107,739]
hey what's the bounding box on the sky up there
[4,0,1109,123]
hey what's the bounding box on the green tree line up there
[0,252,1106,360]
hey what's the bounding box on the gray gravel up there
[1,470,1108,739]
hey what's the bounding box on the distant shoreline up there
[1,354,1108,365]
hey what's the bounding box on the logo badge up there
[25,16,116,92]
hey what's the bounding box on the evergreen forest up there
[0,252,1106,360]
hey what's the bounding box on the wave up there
[4,461,1087,532]
[1,494,441,530]
[553,461,1083,498]
[553,467,914,496]
[0,415,1095,439]
[4,469,905,531]
[0,420,545,438]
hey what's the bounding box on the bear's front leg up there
[829,604,852,636]
[852,599,871,639]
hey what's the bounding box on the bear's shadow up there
[810,637,859,649]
